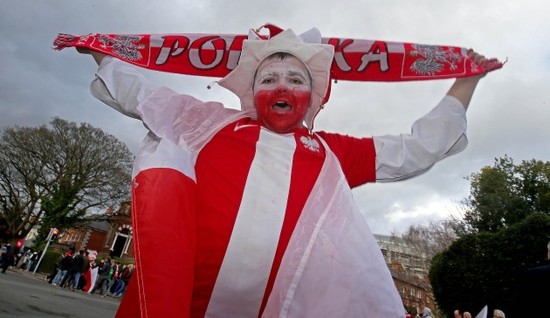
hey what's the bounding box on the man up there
[92,257,111,295]
[493,309,505,318]
[113,263,134,297]
[67,249,84,290]
[421,306,434,318]
[1,242,16,273]
[77,28,495,317]
[51,250,72,286]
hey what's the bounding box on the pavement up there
[5,266,122,301]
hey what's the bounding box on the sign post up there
[33,228,58,276]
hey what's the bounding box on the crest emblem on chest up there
[300,135,320,152]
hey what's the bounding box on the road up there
[0,268,120,318]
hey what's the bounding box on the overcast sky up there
[1,0,549,235]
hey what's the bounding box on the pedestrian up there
[1,242,16,273]
[82,251,98,293]
[493,309,505,318]
[66,249,85,290]
[421,306,434,318]
[106,261,120,295]
[51,250,72,286]
[92,257,111,295]
[113,264,134,297]
[68,26,501,317]
[25,251,38,271]
[18,249,31,270]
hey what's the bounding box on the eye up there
[289,78,304,85]
[261,78,274,84]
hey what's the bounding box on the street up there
[0,268,120,317]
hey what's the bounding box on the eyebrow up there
[253,68,312,92]
[287,70,308,79]
[256,70,308,84]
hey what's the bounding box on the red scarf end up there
[52,33,79,51]
[481,57,507,73]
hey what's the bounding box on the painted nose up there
[275,84,288,93]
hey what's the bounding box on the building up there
[375,234,436,315]
[57,202,133,260]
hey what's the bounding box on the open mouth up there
[272,100,292,112]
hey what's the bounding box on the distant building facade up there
[375,234,436,314]
[57,202,133,260]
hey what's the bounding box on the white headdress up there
[218,27,334,131]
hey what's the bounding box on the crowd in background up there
[1,242,134,299]
[1,242,41,273]
[48,248,134,298]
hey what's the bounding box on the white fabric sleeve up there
[90,56,161,119]
[89,56,247,150]
[374,95,468,182]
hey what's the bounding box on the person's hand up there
[75,47,106,65]
[446,48,501,108]
[468,48,504,75]
[76,47,91,54]
[463,49,490,81]
[468,49,487,66]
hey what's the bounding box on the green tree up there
[0,118,133,243]
[429,213,550,317]
[463,156,550,233]
[425,156,550,316]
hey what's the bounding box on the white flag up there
[475,305,488,318]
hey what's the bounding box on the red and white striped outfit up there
[92,57,468,318]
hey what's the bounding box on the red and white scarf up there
[53,24,503,83]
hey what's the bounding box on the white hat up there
[218,27,334,131]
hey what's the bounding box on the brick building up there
[58,202,133,260]
[375,234,437,315]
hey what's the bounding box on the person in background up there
[113,263,134,297]
[67,249,84,290]
[25,251,38,271]
[51,250,73,286]
[92,257,112,296]
[493,309,505,318]
[18,249,31,270]
[82,251,98,293]
[106,260,120,295]
[421,306,434,318]
[1,242,17,273]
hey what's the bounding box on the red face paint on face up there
[253,56,312,134]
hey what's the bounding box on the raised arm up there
[446,49,489,110]
[76,47,106,65]
[374,49,493,182]
[75,47,244,150]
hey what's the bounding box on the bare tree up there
[395,220,459,274]
[0,118,133,242]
